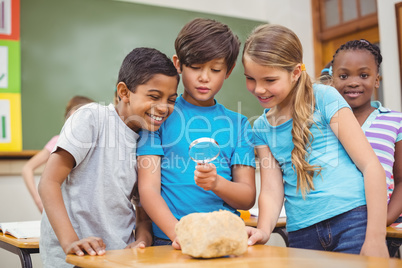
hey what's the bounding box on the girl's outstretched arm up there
[22,149,50,212]
[330,107,388,258]
[247,145,284,246]
[387,140,402,225]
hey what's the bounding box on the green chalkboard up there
[20,0,264,149]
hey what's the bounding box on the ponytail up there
[291,71,322,197]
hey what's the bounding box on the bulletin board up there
[0,0,21,151]
[20,0,265,150]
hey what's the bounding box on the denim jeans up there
[288,205,370,254]
[152,236,173,246]
[387,216,402,257]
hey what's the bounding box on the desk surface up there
[244,216,286,228]
[386,225,402,239]
[66,244,402,268]
[0,232,39,249]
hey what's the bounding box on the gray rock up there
[175,210,248,258]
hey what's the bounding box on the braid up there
[332,39,382,71]
[243,24,322,197]
[291,71,322,197]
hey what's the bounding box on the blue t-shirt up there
[137,95,256,239]
[253,84,366,232]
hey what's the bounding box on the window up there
[318,0,378,41]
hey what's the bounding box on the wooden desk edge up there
[0,232,40,249]
[0,150,40,159]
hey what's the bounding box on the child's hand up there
[194,163,218,191]
[126,240,147,249]
[172,237,181,250]
[65,237,106,256]
[246,226,270,246]
[360,238,389,257]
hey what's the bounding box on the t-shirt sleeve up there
[252,116,268,147]
[44,135,59,152]
[53,105,97,167]
[314,84,350,124]
[136,129,164,156]
[230,116,256,168]
[396,116,402,143]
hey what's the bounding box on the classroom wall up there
[20,0,264,150]
[121,0,316,81]
[377,0,402,111]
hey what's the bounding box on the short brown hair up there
[175,18,240,73]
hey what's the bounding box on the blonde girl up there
[243,24,388,257]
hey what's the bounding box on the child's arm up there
[194,163,255,209]
[387,140,402,225]
[247,145,284,245]
[138,155,178,241]
[38,148,106,256]
[330,107,388,257]
[22,149,50,212]
[126,205,153,248]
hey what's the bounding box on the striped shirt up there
[362,101,402,201]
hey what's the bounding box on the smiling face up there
[243,54,298,111]
[332,50,380,110]
[117,73,178,133]
[173,56,232,107]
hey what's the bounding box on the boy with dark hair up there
[137,18,256,247]
[39,47,179,267]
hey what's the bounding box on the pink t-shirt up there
[44,135,59,152]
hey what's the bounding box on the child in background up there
[137,18,256,247]
[331,39,402,257]
[243,24,388,257]
[38,47,179,268]
[22,95,94,213]
[319,61,333,85]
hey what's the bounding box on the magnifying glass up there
[189,138,220,164]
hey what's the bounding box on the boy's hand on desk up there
[172,237,181,250]
[65,237,106,256]
[126,240,147,249]
[246,226,270,246]
[194,163,218,191]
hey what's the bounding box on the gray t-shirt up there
[40,103,138,268]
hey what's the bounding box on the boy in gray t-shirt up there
[39,47,179,268]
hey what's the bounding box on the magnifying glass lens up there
[189,138,220,164]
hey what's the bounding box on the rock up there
[175,210,248,258]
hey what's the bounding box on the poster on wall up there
[0,46,8,88]
[0,99,11,143]
[0,0,18,41]
[0,0,11,35]
[0,93,21,151]
[0,41,19,93]
[0,0,20,151]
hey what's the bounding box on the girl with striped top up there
[332,39,402,257]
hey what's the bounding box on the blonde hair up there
[243,24,322,196]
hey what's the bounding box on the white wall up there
[116,0,316,76]
[377,0,402,111]
[121,0,402,110]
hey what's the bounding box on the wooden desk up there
[386,224,402,253]
[244,216,288,247]
[0,232,39,268]
[66,244,402,268]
